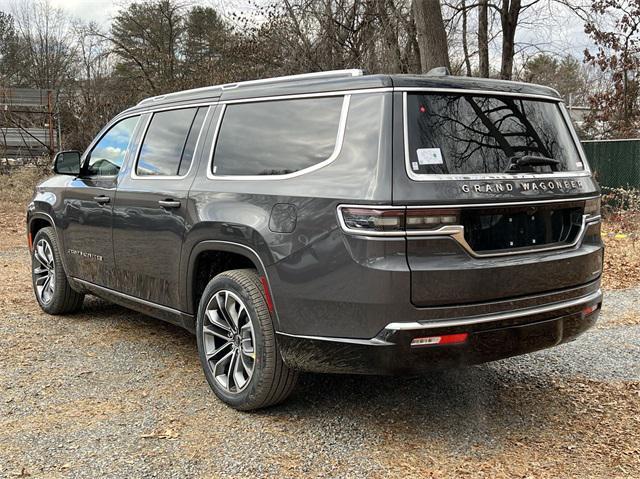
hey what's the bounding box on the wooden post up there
[47,90,54,157]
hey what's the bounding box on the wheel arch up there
[185,241,279,327]
[28,211,56,239]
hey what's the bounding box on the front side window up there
[136,107,207,176]
[405,93,583,176]
[212,96,344,176]
[85,116,139,176]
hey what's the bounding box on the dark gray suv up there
[27,69,603,410]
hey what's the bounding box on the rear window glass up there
[405,93,583,176]
[136,107,207,176]
[212,96,344,176]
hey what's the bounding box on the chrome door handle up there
[93,195,110,205]
[158,199,181,209]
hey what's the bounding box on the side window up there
[136,107,207,177]
[212,96,344,176]
[85,116,139,177]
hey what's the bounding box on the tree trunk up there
[412,0,451,73]
[478,0,489,77]
[461,0,472,76]
[500,0,521,80]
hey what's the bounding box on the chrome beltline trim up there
[206,95,351,181]
[385,289,602,331]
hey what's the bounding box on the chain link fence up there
[582,139,640,189]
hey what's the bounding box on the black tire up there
[196,269,298,411]
[31,227,84,315]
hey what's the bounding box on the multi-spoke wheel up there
[33,238,56,304]
[202,290,256,393]
[31,227,84,314]
[196,269,298,410]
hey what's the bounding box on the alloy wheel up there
[33,238,56,304]
[202,290,256,393]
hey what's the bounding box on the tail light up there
[406,209,460,231]
[584,197,600,218]
[582,304,599,316]
[411,333,468,347]
[338,206,460,236]
[339,207,405,234]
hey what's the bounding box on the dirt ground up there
[1,169,639,478]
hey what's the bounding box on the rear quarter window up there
[212,96,345,176]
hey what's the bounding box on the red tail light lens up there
[582,304,599,316]
[411,333,468,347]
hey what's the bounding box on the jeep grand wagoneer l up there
[27,69,603,410]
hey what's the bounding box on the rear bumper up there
[276,289,602,374]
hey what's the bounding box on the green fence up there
[581,139,640,189]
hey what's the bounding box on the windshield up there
[405,93,584,176]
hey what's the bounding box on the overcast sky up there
[0,0,596,61]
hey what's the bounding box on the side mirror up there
[53,150,81,176]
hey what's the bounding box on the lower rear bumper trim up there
[385,289,602,331]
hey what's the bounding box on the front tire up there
[196,269,298,410]
[31,227,84,314]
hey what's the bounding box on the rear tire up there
[196,269,298,410]
[31,227,84,315]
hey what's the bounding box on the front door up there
[112,106,210,308]
[61,115,140,287]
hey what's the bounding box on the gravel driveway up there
[1,244,639,478]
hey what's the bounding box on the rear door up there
[393,90,602,306]
[112,106,211,308]
[61,115,140,287]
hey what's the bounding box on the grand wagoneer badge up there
[462,179,585,194]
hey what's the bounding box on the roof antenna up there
[426,66,450,77]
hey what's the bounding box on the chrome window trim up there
[206,94,351,181]
[384,289,602,331]
[401,91,592,182]
[114,101,214,124]
[337,199,601,257]
[130,106,211,180]
[582,138,640,143]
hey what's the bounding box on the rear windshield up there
[405,93,583,176]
